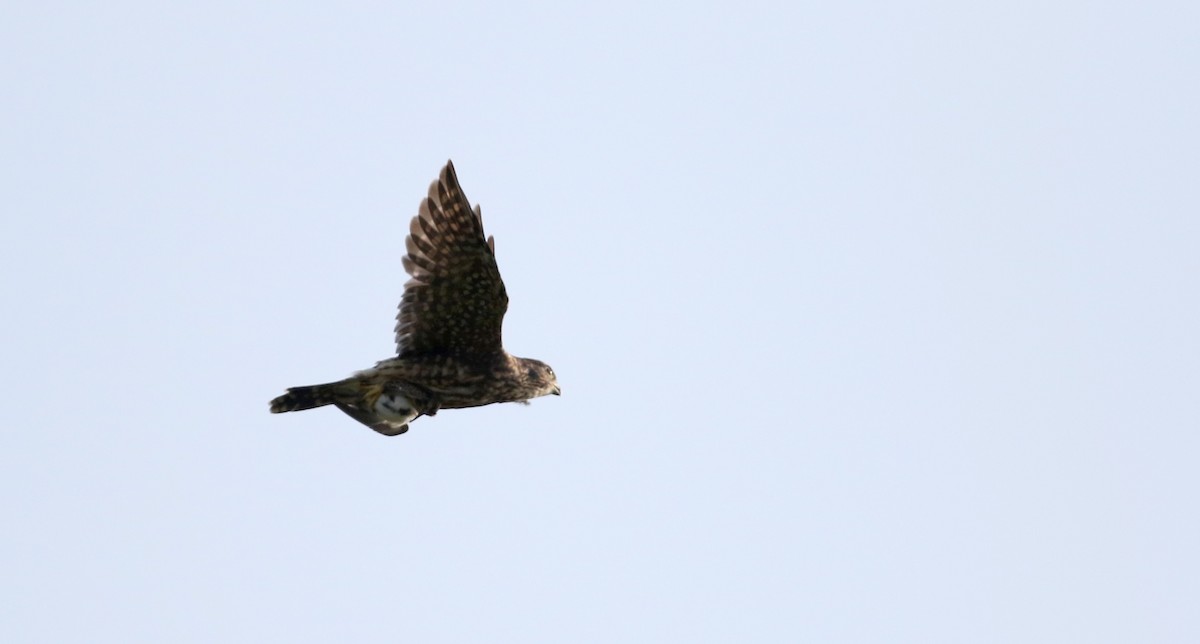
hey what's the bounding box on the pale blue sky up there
[3,1,1197,642]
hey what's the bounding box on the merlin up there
[269,160,560,436]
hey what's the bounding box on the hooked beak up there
[552,386,561,396]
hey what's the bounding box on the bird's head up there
[516,357,561,399]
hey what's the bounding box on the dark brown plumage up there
[270,161,559,436]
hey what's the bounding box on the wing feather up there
[393,160,509,359]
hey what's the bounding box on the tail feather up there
[270,384,340,413]
[269,379,434,438]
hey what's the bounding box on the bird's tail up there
[270,382,352,413]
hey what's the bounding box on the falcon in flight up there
[269,161,560,436]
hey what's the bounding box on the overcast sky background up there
[3,1,1197,642]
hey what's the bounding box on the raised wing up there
[394,160,508,359]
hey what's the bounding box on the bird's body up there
[269,161,559,436]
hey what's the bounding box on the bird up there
[269,160,560,436]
